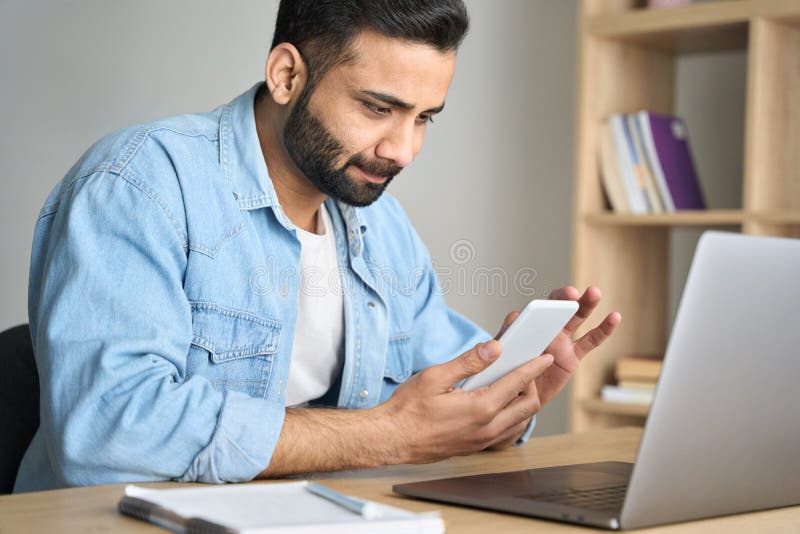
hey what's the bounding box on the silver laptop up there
[394,232,800,529]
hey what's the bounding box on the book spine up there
[609,115,649,214]
[599,120,629,212]
[649,114,706,210]
[629,113,665,213]
[638,111,676,212]
[621,117,652,212]
[602,385,654,405]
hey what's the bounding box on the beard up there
[283,85,402,207]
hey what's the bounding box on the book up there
[608,114,649,214]
[602,385,654,406]
[637,111,706,210]
[618,379,658,391]
[118,482,444,533]
[615,354,663,382]
[598,121,630,212]
[636,111,675,212]
[626,114,664,213]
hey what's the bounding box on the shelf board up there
[751,211,800,224]
[586,1,800,54]
[585,210,745,226]
[582,398,650,418]
[754,0,800,25]
[587,1,750,53]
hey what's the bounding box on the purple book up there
[638,111,706,210]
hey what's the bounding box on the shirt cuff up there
[178,390,285,483]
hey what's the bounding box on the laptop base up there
[393,462,633,530]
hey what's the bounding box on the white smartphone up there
[461,299,579,392]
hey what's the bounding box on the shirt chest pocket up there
[380,333,413,403]
[186,303,282,398]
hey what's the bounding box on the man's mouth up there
[353,165,389,184]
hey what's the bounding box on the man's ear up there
[264,43,308,106]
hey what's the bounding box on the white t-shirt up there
[284,203,345,407]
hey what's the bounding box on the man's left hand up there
[535,286,621,406]
[486,286,621,450]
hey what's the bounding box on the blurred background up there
[0,0,744,435]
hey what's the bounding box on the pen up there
[305,482,384,520]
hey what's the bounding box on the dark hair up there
[270,0,469,85]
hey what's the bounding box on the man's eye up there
[363,102,390,116]
[417,115,435,124]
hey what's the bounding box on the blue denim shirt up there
[15,83,535,493]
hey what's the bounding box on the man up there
[15,0,620,492]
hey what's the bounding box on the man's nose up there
[375,122,415,168]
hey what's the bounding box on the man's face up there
[283,30,457,207]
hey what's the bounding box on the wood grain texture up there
[2,428,799,533]
[744,18,800,224]
[583,397,650,417]
[585,210,745,226]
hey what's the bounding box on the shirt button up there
[359,389,369,399]
[348,230,355,240]
[367,301,376,309]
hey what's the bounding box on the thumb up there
[433,340,502,390]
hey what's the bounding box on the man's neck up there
[253,88,327,234]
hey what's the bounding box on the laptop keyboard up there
[520,485,628,512]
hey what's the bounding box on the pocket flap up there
[190,302,281,363]
[384,333,412,382]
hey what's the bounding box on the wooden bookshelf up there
[570,0,800,431]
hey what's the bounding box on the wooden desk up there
[1,427,798,533]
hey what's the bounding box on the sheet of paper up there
[124,482,442,532]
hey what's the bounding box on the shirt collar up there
[219,82,368,239]
[219,82,278,211]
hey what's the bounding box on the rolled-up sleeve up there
[29,171,283,487]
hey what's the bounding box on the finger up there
[487,397,536,448]
[574,312,622,359]
[486,418,530,451]
[491,355,540,410]
[422,340,502,392]
[562,286,603,335]
[548,286,580,301]
[483,353,553,410]
[494,311,520,340]
[490,370,541,430]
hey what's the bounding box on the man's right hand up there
[379,335,554,465]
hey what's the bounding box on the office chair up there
[0,324,39,494]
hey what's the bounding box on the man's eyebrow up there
[359,90,445,114]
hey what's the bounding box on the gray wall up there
[0,0,578,435]
[0,1,744,436]
[394,1,579,435]
[670,51,746,325]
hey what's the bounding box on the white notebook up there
[119,482,444,533]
